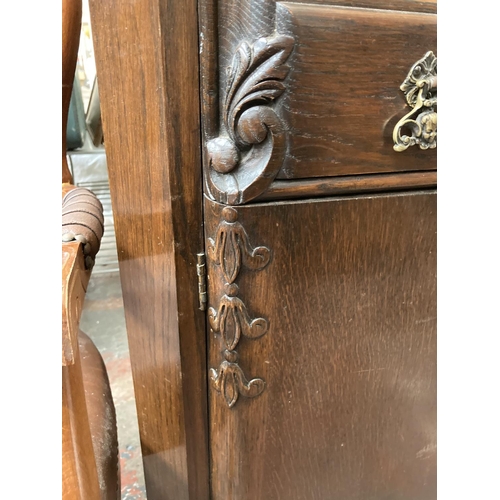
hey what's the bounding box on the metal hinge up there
[196,253,207,311]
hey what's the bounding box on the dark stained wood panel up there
[276,3,437,179]
[285,0,436,13]
[206,191,436,499]
[258,171,437,201]
[89,0,209,498]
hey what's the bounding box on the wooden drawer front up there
[277,3,437,179]
[201,1,437,204]
[206,191,437,499]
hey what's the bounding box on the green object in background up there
[66,75,86,150]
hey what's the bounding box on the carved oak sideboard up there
[89,0,437,498]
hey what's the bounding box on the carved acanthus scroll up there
[393,51,437,152]
[206,35,294,205]
[208,207,271,408]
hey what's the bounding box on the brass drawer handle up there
[393,52,437,152]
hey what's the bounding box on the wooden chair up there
[62,1,120,498]
[62,185,120,500]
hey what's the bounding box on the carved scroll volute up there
[206,35,294,205]
[393,51,437,152]
[208,207,271,408]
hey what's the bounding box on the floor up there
[69,144,148,499]
[80,272,147,500]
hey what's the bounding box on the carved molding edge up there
[208,207,271,408]
[206,34,294,205]
[393,51,437,152]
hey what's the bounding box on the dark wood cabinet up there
[89,0,437,497]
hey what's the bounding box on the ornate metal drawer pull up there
[393,51,437,152]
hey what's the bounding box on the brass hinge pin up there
[197,253,207,311]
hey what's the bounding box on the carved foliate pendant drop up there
[208,207,271,408]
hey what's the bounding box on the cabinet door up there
[205,191,436,499]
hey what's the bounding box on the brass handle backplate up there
[393,51,437,152]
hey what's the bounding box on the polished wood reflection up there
[88,0,209,498]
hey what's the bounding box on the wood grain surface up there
[276,3,437,178]
[284,0,436,11]
[199,0,436,144]
[62,241,89,366]
[257,171,437,201]
[63,362,101,500]
[205,191,437,499]
[88,0,209,498]
[62,242,100,499]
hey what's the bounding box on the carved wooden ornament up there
[209,207,271,407]
[206,35,294,205]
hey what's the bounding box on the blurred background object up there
[64,0,147,497]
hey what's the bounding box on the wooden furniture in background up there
[62,186,120,500]
[62,236,100,499]
[89,0,437,498]
[62,1,120,498]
